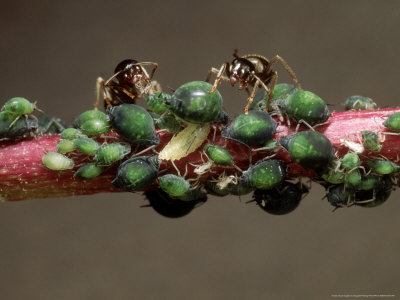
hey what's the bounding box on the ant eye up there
[114,59,138,73]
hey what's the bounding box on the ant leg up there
[95,77,105,110]
[269,55,302,90]
[208,63,229,93]
[244,82,259,114]
[134,62,158,81]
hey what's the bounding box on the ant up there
[95,59,160,110]
[205,49,302,114]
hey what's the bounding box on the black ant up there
[205,50,302,114]
[95,59,160,109]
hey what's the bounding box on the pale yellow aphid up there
[158,124,210,160]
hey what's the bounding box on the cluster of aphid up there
[2,52,400,217]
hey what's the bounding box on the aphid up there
[2,97,36,116]
[339,138,364,154]
[242,160,287,190]
[108,104,159,145]
[205,181,231,197]
[0,111,38,140]
[228,179,254,196]
[383,112,400,133]
[344,169,362,191]
[325,184,352,209]
[344,95,377,111]
[143,189,204,218]
[74,163,106,180]
[203,144,234,166]
[73,137,100,156]
[56,139,75,153]
[252,181,308,215]
[74,110,110,136]
[361,130,382,152]
[320,161,345,184]
[37,115,66,135]
[95,59,159,109]
[359,174,381,191]
[165,81,223,125]
[250,83,298,112]
[222,110,277,147]
[276,90,330,129]
[112,156,160,191]
[154,114,183,134]
[366,159,400,175]
[42,152,74,171]
[94,143,131,165]
[158,174,191,197]
[205,50,301,114]
[280,131,334,170]
[146,92,170,114]
[176,187,208,202]
[60,128,86,140]
[341,153,360,170]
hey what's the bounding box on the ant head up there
[227,57,255,90]
[114,59,144,84]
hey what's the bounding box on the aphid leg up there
[8,115,21,129]
[171,159,181,176]
[269,55,302,90]
[295,119,315,133]
[208,63,229,93]
[132,144,157,157]
[41,118,66,134]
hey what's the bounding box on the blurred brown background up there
[1,1,400,299]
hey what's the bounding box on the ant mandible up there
[94,59,160,110]
[205,50,302,114]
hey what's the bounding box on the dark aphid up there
[165,81,223,124]
[60,128,86,140]
[42,152,74,171]
[361,130,382,152]
[356,176,392,208]
[344,95,377,111]
[242,160,287,190]
[176,187,208,202]
[0,111,38,140]
[74,163,106,180]
[359,174,381,191]
[280,131,334,170]
[222,110,277,147]
[366,159,399,175]
[3,97,36,115]
[158,174,190,197]
[73,137,100,156]
[344,169,362,191]
[108,103,159,145]
[143,189,203,218]
[146,92,170,114]
[228,179,254,196]
[341,153,360,170]
[96,59,158,109]
[112,156,160,191]
[383,112,400,132]
[277,90,330,127]
[250,83,298,112]
[37,115,67,134]
[325,184,352,208]
[205,50,301,114]
[205,181,231,197]
[74,110,110,136]
[57,139,75,153]
[94,143,131,165]
[204,144,234,166]
[155,114,183,134]
[252,181,307,215]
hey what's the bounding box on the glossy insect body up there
[94,143,131,165]
[344,95,377,111]
[74,110,110,136]
[74,163,105,180]
[3,97,36,115]
[0,111,38,140]
[242,160,287,190]
[158,174,190,197]
[42,152,74,170]
[96,59,158,109]
[383,112,400,132]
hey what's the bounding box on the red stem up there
[1,108,399,201]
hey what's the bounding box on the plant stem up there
[1,108,399,201]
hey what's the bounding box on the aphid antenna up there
[131,144,157,157]
[166,86,176,93]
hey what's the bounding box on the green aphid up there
[242,160,287,190]
[74,110,109,128]
[37,115,66,135]
[359,174,381,191]
[325,184,352,208]
[228,179,254,196]
[155,114,183,134]
[79,118,110,136]
[250,83,298,111]
[159,174,191,197]
[367,159,400,175]
[344,169,362,191]
[222,110,277,146]
[361,131,382,152]
[356,177,392,208]
[252,181,307,215]
[383,112,400,132]
[3,97,36,115]
[94,143,131,165]
[0,111,38,139]
[109,104,159,145]
[280,131,334,170]
[146,92,170,114]
[112,156,160,191]
[60,128,86,140]
[176,188,207,202]
[341,153,360,170]
[165,81,223,124]
[74,163,105,180]
[204,144,233,166]
[277,90,330,126]
[344,95,377,111]
[42,152,74,170]
[321,162,345,184]
[73,137,100,156]
[57,139,75,153]
[205,181,231,197]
